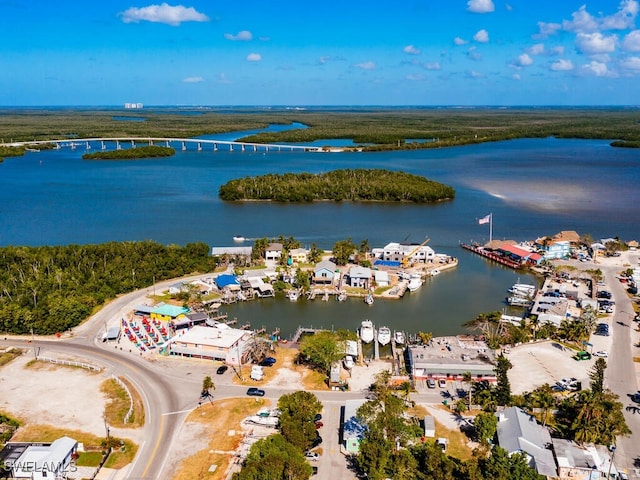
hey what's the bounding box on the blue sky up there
[1,0,640,106]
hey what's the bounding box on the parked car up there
[427,379,436,389]
[438,379,447,388]
[246,388,265,397]
[216,365,228,374]
[259,357,277,367]
[314,421,323,429]
[305,452,319,461]
[313,413,322,422]
[311,435,322,448]
[593,351,608,357]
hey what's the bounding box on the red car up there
[315,421,323,429]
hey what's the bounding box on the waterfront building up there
[313,260,337,285]
[541,240,571,260]
[347,266,372,289]
[342,399,368,454]
[211,246,253,258]
[10,436,78,480]
[495,407,557,478]
[168,324,253,364]
[265,243,283,262]
[381,242,435,265]
[215,274,241,291]
[552,438,619,480]
[374,270,390,287]
[151,304,190,322]
[407,336,496,382]
[288,248,308,264]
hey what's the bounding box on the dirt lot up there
[506,340,594,394]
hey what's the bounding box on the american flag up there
[478,214,491,225]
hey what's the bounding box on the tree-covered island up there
[82,145,175,160]
[218,169,455,203]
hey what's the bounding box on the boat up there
[394,331,405,345]
[233,235,246,242]
[509,283,536,296]
[337,290,347,302]
[378,326,391,346]
[407,274,423,292]
[364,293,374,305]
[287,289,300,301]
[343,355,355,370]
[360,320,374,343]
[507,295,533,307]
[430,268,441,276]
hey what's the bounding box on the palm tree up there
[462,371,473,408]
[398,381,413,406]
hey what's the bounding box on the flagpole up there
[489,213,493,243]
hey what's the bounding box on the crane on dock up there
[401,236,430,268]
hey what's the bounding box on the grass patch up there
[408,405,474,461]
[10,424,137,470]
[173,398,271,480]
[0,348,23,368]
[101,377,145,428]
[75,451,103,467]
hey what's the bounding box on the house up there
[495,407,557,478]
[168,281,188,295]
[342,399,368,454]
[169,324,254,365]
[552,438,619,480]
[407,336,496,382]
[542,240,571,260]
[265,243,283,262]
[173,312,210,331]
[10,436,78,480]
[150,304,190,322]
[552,230,581,245]
[313,260,337,285]
[215,274,241,291]
[347,266,372,289]
[382,242,435,265]
[210,246,252,257]
[245,276,275,297]
[497,244,544,265]
[374,270,390,287]
[288,248,308,264]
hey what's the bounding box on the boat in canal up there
[360,320,374,343]
[233,235,246,242]
[364,293,374,305]
[287,289,300,302]
[394,331,406,345]
[407,273,423,292]
[378,326,391,346]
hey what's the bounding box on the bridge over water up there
[2,137,324,153]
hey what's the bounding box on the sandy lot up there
[0,352,142,443]
[506,340,594,394]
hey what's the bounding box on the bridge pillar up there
[253,145,257,152]
[230,144,233,152]
[116,140,121,150]
[131,140,136,148]
[165,140,170,148]
[55,142,61,150]
[197,142,202,151]
[149,139,153,146]
[266,146,269,152]
[241,144,245,152]
[71,142,75,150]
[213,143,218,151]
[101,141,105,150]
[181,141,186,151]
[85,141,91,150]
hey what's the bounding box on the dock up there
[291,326,328,343]
[460,243,523,269]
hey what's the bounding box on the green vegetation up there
[0,145,25,162]
[0,412,20,445]
[101,377,145,428]
[277,391,323,452]
[0,241,216,334]
[298,330,351,376]
[219,169,455,203]
[0,348,22,367]
[611,140,640,148]
[232,434,312,480]
[82,145,175,160]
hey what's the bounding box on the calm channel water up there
[1,124,638,338]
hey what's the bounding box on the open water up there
[1,124,638,338]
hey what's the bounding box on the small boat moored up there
[364,293,374,305]
[287,289,300,301]
[378,326,391,346]
[360,320,374,343]
[233,235,246,242]
[343,355,355,370]
[394,331,405,345]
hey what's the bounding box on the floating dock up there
[460,243,522,269]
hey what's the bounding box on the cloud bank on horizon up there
[1,0,640,105]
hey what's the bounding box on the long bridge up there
[2,137,324,153]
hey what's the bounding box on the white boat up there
[378,326,391,346]
[407,275,423,292]
[337,291,347,302]
[364,293,374,305]
[394,331,405,345]
[507,296,533,307]
[509,283,536,296]
[287,289,300,301]
[233,235,246,242]
[360,320,374,343]
[430,268,441,276]
[343,355,355,370]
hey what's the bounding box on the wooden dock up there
[291,326,328,343]
[460,243,523,269]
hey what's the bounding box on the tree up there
[524,384,555,426]
[294,268,310,290]
[494,354,513,406]
[417,331,433,344]
[410,441,459,480]
[277,391,323,452]
[232,433,312,480]
[200,375,215,402]
[299,331,345,376]
[474,411,498,445]
[332,238,356,266]
[462,371,474,407]
[308,243,323,264]
[589,358,607,395]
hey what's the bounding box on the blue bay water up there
[1,130,639,337]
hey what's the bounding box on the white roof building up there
[169,325,254,365]
[13,436,78,480]
[382,242,435,264]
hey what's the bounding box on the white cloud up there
[467,0,494,13]
[453,37,468,46]
[575,32,617,54]
[623,30,640,51]
[473,29,489,43]
[550,59,574,71]
[246,53,262,62]
[528,43,545,55]
[512,73,521,80]
[182,76,204,83]
[582,60,610,76]
[467,70,484,78]
[354,61,376,70]
[406,73,425,81]
[467,46,482,61]
[120,3,209,26]
[516,53,533,66]
[535,22,561,38]
[562,5,598,33]
[424,62,441,70]
[403,45,421,55]
[224,30,252,41]
[600,0,638,30]
[550,46,565,56]
[216,73,232,84]
[619,55,640,72]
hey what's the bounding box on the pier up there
[291,326,328,343]
[460,243,523,269]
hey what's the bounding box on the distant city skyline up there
[1,0,639,106]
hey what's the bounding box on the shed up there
[102,326,121,342]
[423,415,436,438]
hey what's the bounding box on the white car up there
[593,351,608,357]
[305,452,319,461]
